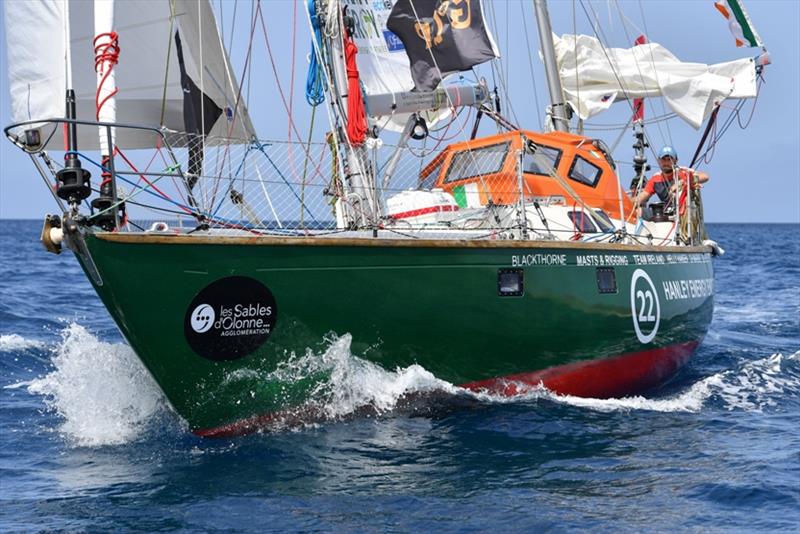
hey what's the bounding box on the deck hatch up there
[596,267,618,294]
[498,268,524,297]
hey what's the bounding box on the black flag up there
[174,31,223,184]
[174,31,222,138]
[387,0,498,92]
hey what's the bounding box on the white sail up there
[4,0,255,149]
[553,33,757,129]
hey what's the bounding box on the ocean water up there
[1,220,798,532]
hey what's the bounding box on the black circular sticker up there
[184,276,278,361]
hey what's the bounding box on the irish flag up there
[714,0,763,48]
[451,182,489,209]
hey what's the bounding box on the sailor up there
[636,146,709,220]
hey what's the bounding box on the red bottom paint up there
[462,340,700,398]
[194,340,700,438]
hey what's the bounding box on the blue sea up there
[1,220,798,532]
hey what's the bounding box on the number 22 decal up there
[631,269,661,343]
[636,290,656,323]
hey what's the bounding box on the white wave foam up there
[537,383,709,413]
[269,334,459,419]
[20,324,798,442]
[259,338,800,421]
[503,350,800,414]
[25,323,166,447]
[0,333,46,352]
[317,336,458,417]
[702,351,800,412]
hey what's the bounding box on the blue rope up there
[305,0,325,107]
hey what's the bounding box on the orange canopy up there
[420,130,634,220]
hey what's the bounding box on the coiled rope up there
[305,0,325,106]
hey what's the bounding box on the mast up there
[533,0,570,132]
[320,1,379,228]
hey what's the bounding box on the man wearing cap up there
[636,146,709,219]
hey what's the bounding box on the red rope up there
[93,31,120,121]
[257,3,326,184]
[343,31,367,146]
[94,31,120,195]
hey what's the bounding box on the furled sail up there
[552,34,757,129]
[4,0,254,149]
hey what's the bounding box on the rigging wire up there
[485,1,521,129]
[288,0,298,144]
[576,0,639,117]
[582,112,678,131]
[519,0,543,128]
[159,0,176,127]
[256,0,326,184]
[692,77,762,165]
[613,0,671,154]
[635,0,673,146]
[572,0,581,133]
[578,0,662,164]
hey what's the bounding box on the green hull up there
[74,233,714,433]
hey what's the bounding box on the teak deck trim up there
[96,232,712,254]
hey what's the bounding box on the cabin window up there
[568,210,598,233]
[523,144,562,176]
[444,142,510,184]
[568,155,602,187]
[593,209,614,232]
[596,268,618,294]
[497,268,524,297]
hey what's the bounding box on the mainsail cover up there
[4,0,254,149]
[553,34,757,129]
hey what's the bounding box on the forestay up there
[552,33,757,128]
[4,0,254,149]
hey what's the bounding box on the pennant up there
[387,0,499,91]
[714,0,763,48]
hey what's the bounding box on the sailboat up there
[3,0,768,436]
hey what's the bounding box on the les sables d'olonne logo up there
[190,302,273,336]
[190,304,215,333]
[184,276,278,361]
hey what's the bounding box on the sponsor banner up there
[184,276,278,361]
[387,0,498,91]
[509,251,712,268]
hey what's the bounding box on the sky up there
[1,0,798,222]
